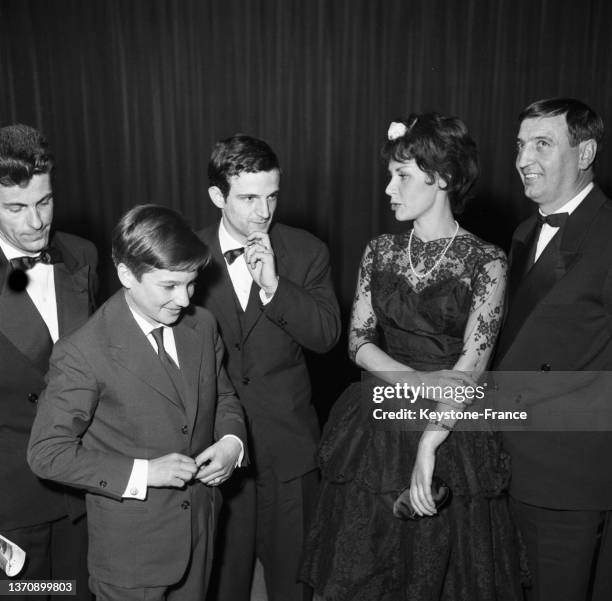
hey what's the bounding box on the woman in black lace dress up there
[301,113,523,600]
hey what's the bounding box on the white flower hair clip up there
[387,121,407,140]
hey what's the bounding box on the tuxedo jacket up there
[495,185,612,509]
[196,223,341,481]
[0,231,97,530]
[27,290,246,588]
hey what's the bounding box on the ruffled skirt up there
[301,383,524,601]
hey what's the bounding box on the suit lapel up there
[269,224,289,279]
[107,292,183,410]
[241,282,262,342]
[509,221,538,292]
[198,227,242,343]
[496,186,604,364]
[174,314,203,430]
[0,249,53,374]
[52,237,92,337]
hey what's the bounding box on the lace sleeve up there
[458,249,508,376]
[348,241,378,362]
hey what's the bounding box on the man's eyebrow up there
[529,133,554,141]
[159,277,198,285]
[236,191,279,198]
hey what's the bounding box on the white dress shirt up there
[218,219,275,308]
[123,300,244,500]
[534,182,594,262]
[0,237,59,342]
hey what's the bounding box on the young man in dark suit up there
[197,135,341,601]
[494,98,612,601]
[28,205,246,601]
[0,124,97,599]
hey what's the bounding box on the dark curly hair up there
[381,113,478,214]
[208,134,280,197]
[0,124,53,187]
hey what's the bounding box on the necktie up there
[537,212,569,228]
[10,248,60,271]
[223,247,245,265]
[151,327,180,370]
[151,327,186,410]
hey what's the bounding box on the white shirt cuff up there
[122,459,148,500]
[220,434,245,467]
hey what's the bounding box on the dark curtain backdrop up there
[1,0,611,408]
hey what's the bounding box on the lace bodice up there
[348,230,507,372]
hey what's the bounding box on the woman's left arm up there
[410,251,508,515]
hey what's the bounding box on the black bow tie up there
[537,212,569,228]
[223,247,245,265]
[10,248,61,271]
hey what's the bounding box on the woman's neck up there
[413,207,457,241]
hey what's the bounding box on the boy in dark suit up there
[28,205,246,601]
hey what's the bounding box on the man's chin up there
[160,309,183,325]
[522,186,539,202]
[22,241,49,253]
[20,233,50,253]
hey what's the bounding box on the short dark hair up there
[112,204,210,280]
[519,97,604,148]
[0,124,53,187]
[381,113,478,213]
[208,134,280,197]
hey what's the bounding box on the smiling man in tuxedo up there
[196,135,341,601]
[494,98,612,601]
[0,124,97,599]
[28,205,246,601]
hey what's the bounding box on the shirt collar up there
[539,182,594,217]
[218,219,245,254]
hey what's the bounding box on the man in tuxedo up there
[494,98,612,601]
[0,124,97,599]
[196,134,340,601]
[28,205,246,601]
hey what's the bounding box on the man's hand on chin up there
[245,231,279,296]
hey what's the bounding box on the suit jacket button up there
[234,343,241,351]
[540,363,551,371]
[27,393,38,403]
[181,500,190,510]
[99,480,107,488]
[181,425,189,435]
[242,377,250,385]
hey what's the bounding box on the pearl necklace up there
[408,220,459,279]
